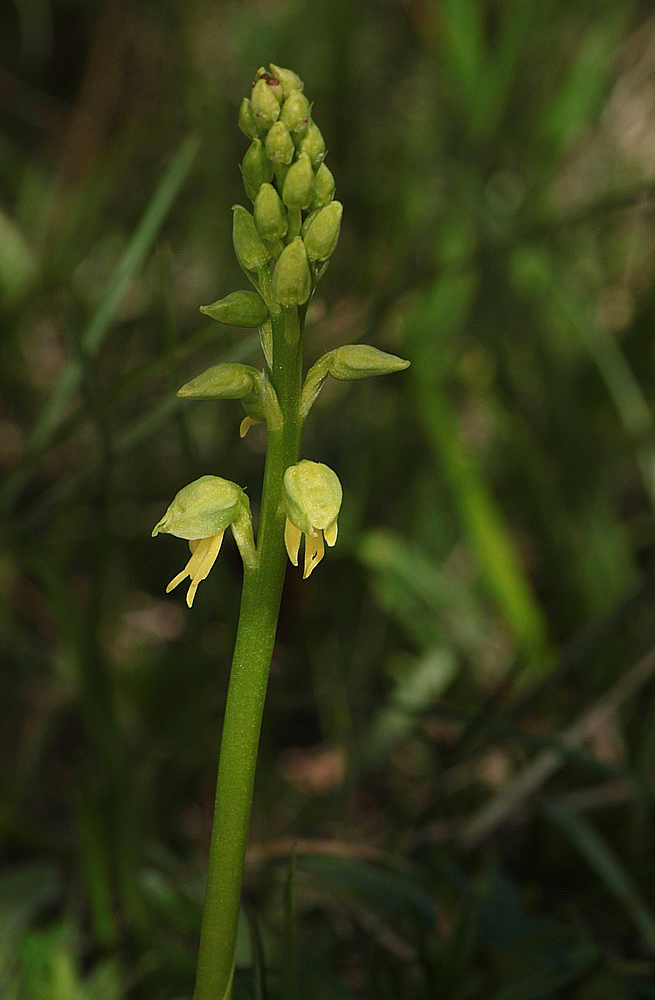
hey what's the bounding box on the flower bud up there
[264,121,294,165]
[238,98,258,139]
[269,63,303,98]
[283,460,342,537]
[299,122,326,168]
[282,152,314,210]
[310,162,335,210]
[328,344,411,379]
[280,92,311,135]
[199,289,269,327]
[152,476,245,540]
[254,69,283,101]
[232,205,271,271]
[251,77,281,127]
[303,201,342,261]
[254,183,288,240]
[272,236,311,306]
[177,363,257,400]
[240,139,273,202]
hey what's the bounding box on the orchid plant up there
[152,64,409,999]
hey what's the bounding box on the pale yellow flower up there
[282,460,342,578]
[152,475,254,606]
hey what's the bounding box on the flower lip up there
[152,475,245,540]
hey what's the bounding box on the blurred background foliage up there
[2,0,655,996]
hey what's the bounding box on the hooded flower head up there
[282,460,342,578]
[152,476,249,607]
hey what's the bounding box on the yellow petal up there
[323,521,338,547]
[194,531,224,584]
[186,532,225,607]
[303,531,325,579]
[166,536,212,593]
[239,416,262,438]
[284,517,302,566]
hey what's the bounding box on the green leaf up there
[543,799,655,952]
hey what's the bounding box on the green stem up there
[193,307,302,1000]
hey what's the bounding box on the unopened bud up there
[251,77,281,127]
[272,236,311,306]
[232,205,271,271]
[303,201,342,261]
[238,98,258,139]
[269,63,304,98]
[254,183,288,240]
[310,162,335,210]
[299,122,326,168]
[177,363,257,400]
[328,344,410,380]
[240,139,273,202]
[280,92,311,135]
[282,152,314,209]
[265,121,294,165]
[199,289,269,327]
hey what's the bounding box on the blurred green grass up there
[2,0,655,997]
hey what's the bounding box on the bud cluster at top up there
[235,63,343,308]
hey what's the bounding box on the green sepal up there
[240,139,273,202]
[282,153,314,210]
[177,363,258,400]
[251,77,281,127]
[280,92,311,135]
[152,476,246,540]
[199,289,269,327]
[254,183,288,240]
[282,460,342,536]
[238,98,258,139]
[303,201,342,261]
[269,63,303,98]
[299,122,326,168]
[272,237,311,306]
[299,345,410,420]
[310,162,335,210]
[232,205,271,271]
[265,121,294,165]
[328,344,410,379]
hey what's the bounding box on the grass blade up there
[543,799,655,952]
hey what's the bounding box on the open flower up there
[152,476,253,607]
[282,460,342,578]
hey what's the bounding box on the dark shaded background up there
[2,1,655,997]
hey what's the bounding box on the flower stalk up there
[151,65,409,1000]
